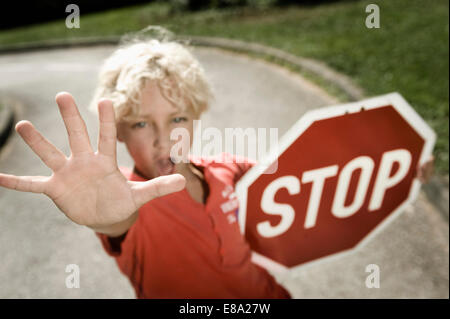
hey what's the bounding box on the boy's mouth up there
[155,157,175,176]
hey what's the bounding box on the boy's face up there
[116,81,195,179]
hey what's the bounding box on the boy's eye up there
[172,117,187,124]
[132,121,147,129]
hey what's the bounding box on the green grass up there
[0,0,448,173]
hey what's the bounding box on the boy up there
[0,38,291,298]
[0,36,434,299]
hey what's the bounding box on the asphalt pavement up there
[0,45,447,298]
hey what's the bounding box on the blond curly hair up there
[89,36,214,122]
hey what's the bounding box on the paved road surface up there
[0,45,447,298]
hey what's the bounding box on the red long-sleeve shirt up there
[96,153,291,299]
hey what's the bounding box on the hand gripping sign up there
[236,93,436,271]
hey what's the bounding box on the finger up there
[424,162,434,183]
[0,173,47,193]
[55,92,93,155]
[130,174,186,208]
[416,164,422,178]
[15,121,66,172]
[97,99,117,158]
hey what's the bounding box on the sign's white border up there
[236,92,436,274]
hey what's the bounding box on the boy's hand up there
[416,155,435,184]
[0,92,185,232]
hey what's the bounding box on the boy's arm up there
[95,229,129,257]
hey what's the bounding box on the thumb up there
[130,174,186,208]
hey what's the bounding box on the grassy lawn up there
[0,0,448,173]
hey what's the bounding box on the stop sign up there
[236,93,435,270]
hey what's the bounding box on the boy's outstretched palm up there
[0,93,185,232]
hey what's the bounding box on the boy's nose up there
[153,133,171,150]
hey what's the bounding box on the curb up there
[0,35,365,101]
[0,36,120,54]
[184,36,365,101]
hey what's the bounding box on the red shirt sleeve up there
[95,231,129,257]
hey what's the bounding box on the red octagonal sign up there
[236,93,435,271]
